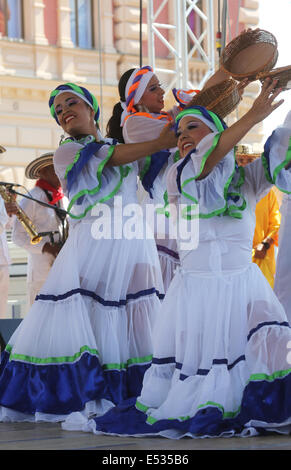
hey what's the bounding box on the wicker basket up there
[186,79,241,119]
[256,65,291,91]
[220,29,278,81]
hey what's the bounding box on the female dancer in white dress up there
[74,78,291,438]
[106,65,236,291]
[274,115,291,320]
[106,66,186,291]
[274,194,291,319]
[0,82,177,423]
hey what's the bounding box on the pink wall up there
[226,0,245,40]
[43,0,58,46]
[141,0,246,61]
[142,0,170,59]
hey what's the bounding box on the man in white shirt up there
[12,153,68,308]
[0,196,15,318]
[0,145,18,318]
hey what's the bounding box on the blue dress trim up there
[176,153,192,194]
[66,141,108,193]
[262,132,275,183]
[0,349,151,415]
[156,244,180,261]
[247,321,290,341]
[141,150,171,198]
[36,287,165,305]
[89,370,291,437]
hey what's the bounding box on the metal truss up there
[146,0,215,94]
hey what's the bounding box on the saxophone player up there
[0,145,18,318]
[0,193,18,318]
[12,153,68,309]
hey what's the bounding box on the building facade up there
[0,0,260,317]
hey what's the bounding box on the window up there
[0,0,23,39]
[70,0,93,49]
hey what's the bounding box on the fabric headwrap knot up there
[172,88,200,109]
[121,66,155,126]
[49,82,100,125]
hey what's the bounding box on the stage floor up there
[0,421,290,451]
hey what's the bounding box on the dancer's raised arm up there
[177,78,284,180]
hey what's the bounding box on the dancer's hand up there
[157,121,178,149]
[253,243,267,260]
[237,78,249,100]
[42,242,62,258]
[4,200,18,217]
[246,78,284,125]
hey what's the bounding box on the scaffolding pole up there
[146,0,216,94]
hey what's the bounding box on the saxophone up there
[0,184,42,245]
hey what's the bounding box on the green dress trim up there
[261,137,291,194]
[180,135,246,220]
[135,367,291,425]
[63,142,132,220]
[5,344,152,370]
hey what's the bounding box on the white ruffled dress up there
[0,136,164,423]
[274,192,291,322]
[79,117,291,438]
[123,109,181,292]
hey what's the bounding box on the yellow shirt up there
[252,189,281,288]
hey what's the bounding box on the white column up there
[94,0,116,54]
[57,0,74,48]
[113,0,144,55]
[32,0,49,45]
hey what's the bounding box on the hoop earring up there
[59,134,66,145]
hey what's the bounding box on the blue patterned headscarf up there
[49,82,100,125]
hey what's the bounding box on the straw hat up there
[25,152,54,179]
[0,145,6,153]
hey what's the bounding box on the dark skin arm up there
[42,242,62,258]
[106,121,177,167]
[253,237,275,260]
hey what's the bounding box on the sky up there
[258,0,291,139]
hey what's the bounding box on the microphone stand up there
[7,187,68,218]
[7,187,69,245]
[37,231,61,245]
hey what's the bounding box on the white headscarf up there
[120,66,155,126]
[177,113,218,133]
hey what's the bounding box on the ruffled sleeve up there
[240,111,291,203]
[54,141,80,191]
[169,132,246,220]
[261,111,291,195]
[123,113,168,144]
[54,139,132,220]
[242,157,273,203]
[122,113,177,199]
